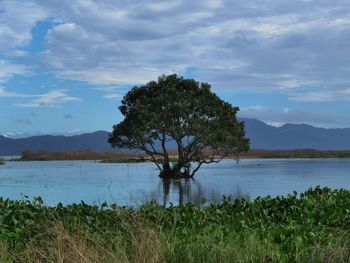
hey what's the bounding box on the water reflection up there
[160,178,202,206]
[154,178,248,207]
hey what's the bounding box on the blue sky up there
[1,0,350,137]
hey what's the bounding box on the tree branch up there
[147,152,162,171]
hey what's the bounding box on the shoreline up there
[2,149,350,162]
[3,156,350,163]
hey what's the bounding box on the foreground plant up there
[0,187,349,262]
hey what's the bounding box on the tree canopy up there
[109,74,249,178]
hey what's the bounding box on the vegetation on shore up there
[241,149,350,158]
[0,187,349,262]
[18,150,181,163]
[0,158,4,165]
[18,150,143,162]
[99,156,179,164]
[15,149,350,163]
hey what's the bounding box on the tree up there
[109,74,249,178]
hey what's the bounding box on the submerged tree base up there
[159,169,193,179]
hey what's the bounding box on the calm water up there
[0,159,349,206]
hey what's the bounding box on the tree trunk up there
[161,134,171,175]
[159,167,192,178]
[159,137,193,178]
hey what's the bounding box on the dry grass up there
[0,220,166,263]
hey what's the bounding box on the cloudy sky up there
[1,0,350,137]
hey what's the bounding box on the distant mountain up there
[1,119,350,155]
[242,118,350,150]
[0,131,112,156]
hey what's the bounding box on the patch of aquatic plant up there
[0,187,350,262]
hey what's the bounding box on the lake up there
[0,158,349,206]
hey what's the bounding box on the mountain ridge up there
[1,119,350,155]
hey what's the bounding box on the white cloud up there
[146,1,184,12]
[103,93,123,100]
[0,60,28,83]
[93,86,124,100]
[54,67,167,86]
[10,0,339,98]
[15,90,81,108]
[0,87,81,107]
[1,0,350,106]
[265,122,285,127]
[0,87,32,98]
[239,106,350,127]
[289,88,350,102]
[241,105,267,112]
[0,0,47,51]
[277,80,320,90]
[2,132,21,138]
[4,50,29,57]
[1,129,87,139]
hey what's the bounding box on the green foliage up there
[0,158,4,165]
[0,187,350,262]
[109,74,249,178]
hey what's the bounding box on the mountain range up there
[1,118,350,155]
[242,118,350,151]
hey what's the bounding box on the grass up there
[0,187,349,262]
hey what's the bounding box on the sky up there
[1,0,350,138]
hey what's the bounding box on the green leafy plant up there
[0,187,350,262]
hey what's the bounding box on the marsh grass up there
[0,187,349,262]
[2,227,349,263]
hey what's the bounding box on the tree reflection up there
[144,176,249,207]
[154,178,248,207]
[159,178,205,206]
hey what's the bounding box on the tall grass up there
[0,187,349,262]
